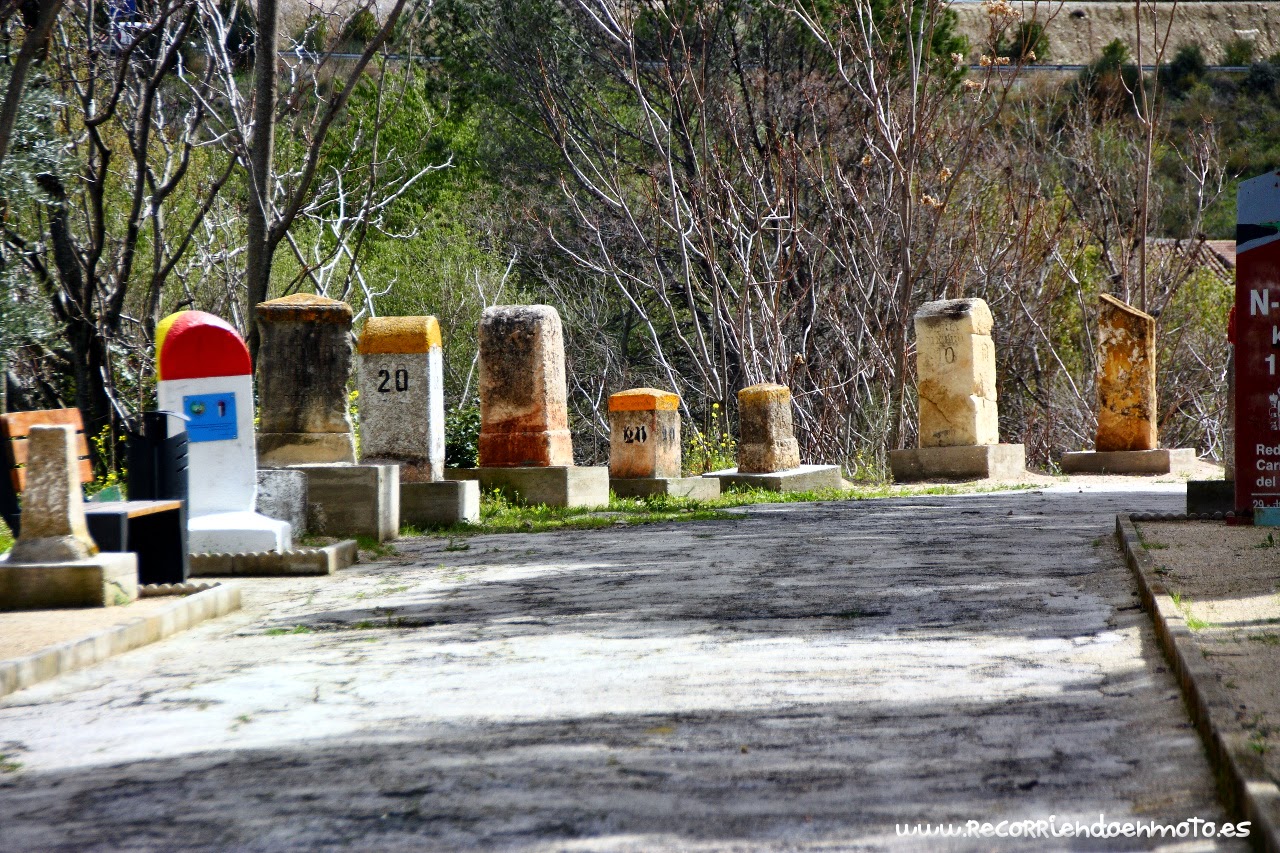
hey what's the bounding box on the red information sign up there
[1234,170,1280,513]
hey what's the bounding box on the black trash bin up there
[83,410,192,584]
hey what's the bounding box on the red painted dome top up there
[155,311,251,380]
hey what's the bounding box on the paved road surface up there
[0,484,1246,850]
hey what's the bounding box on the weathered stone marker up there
[357,316,478,525]
[255,294,399,541]
[1096,294,1157,451]
[889,298,1026,481]
[1061,295,1195,475]
[704,383,841,493]
[608,388,719,499]
[256,294,357,466]
[915,299,999,448]
[156,310,291,554]
[477,305,574,468]
[448,304,608,508]
[358,316,446,482]
[738,384,802,472]
[0,425,138,609]
[1234,170,1280,517]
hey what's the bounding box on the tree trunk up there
[244,0,278,361]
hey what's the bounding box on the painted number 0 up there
[377,368,410,392]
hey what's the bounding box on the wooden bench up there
[1,408,188,584]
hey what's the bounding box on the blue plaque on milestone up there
[183,393,238,443]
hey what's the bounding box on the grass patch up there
[1250,633,1280,646]
[0,519,10,555]
[410,481,1038,538]
[1141,541,1169,550]
[264,625,314,636]
[1257,532,1277,550]
[0,754,21,773]
[1171,591,1213,631]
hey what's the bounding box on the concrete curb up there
[1115,514,1280,852]
[0,584,241,700]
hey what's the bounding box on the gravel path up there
[0,483,1247,851]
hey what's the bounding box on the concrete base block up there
[401,480,480,527]
[611,477,721,500]
[889,444,1026,482]
[191,540,358,577]
[1060,448,1197,475]
[0,552,138,610]
[256,469,308,534]
[188,510,291,555]
[1187,480,1233,516]
[447,466,610,508]
[704,464,843,493]
[292,464,399,541]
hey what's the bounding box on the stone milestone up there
[701,384,842,492]
[449,304,609,508]
[1062,295,1195,477]
[914,298,999,448]
[609,388,681,479]
[156,310,291,554]
[7,425,98,564]
[889,298,1026,481]
[358,316,446,482]
[477,305,573,468]
[357,315,479,526]
[737,384,801,474]
[1,424,138,609]
[607,389,719,499]
[255,294,357,466]
[1095,294,1157,452]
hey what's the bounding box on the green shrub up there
[446,405,480,468]
[1223,36,1256,67]
[340,9,380,47]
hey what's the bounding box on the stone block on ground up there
[293,463,399,541]
[1095,294,1157,452]
[888,444,1026,482]
[705,464,842,494]
[1060,448,1197,476]
[736,384,801,473]
[447,466,609,508]
[256,469,308,534]
[0,551,137,610]
[255,294,357,466]
[401,479,480,527]
[8,425,98,564]
[188,510,290,555]
[477,305,573,468]
[1187,480,1234,516]
[914,299,999,448]
[610,476,721,500]
[358,316,446,483]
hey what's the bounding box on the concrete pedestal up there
[889,444,1026,482]
[256,469,308,534]
[1060,448,1196,475]
[704,464,842,493]
[402,480,480,527]
[292,463,399,542]
[447,466,609,508]
[0,552,138,610]
[191,540,357,577]
[1187,479,1233,515]
[611,476,721,500]
[188,510,291,555]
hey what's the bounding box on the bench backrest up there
[0,408,94,492]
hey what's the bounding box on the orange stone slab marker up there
[608,388,680,479]
[1095,294,1157,452]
